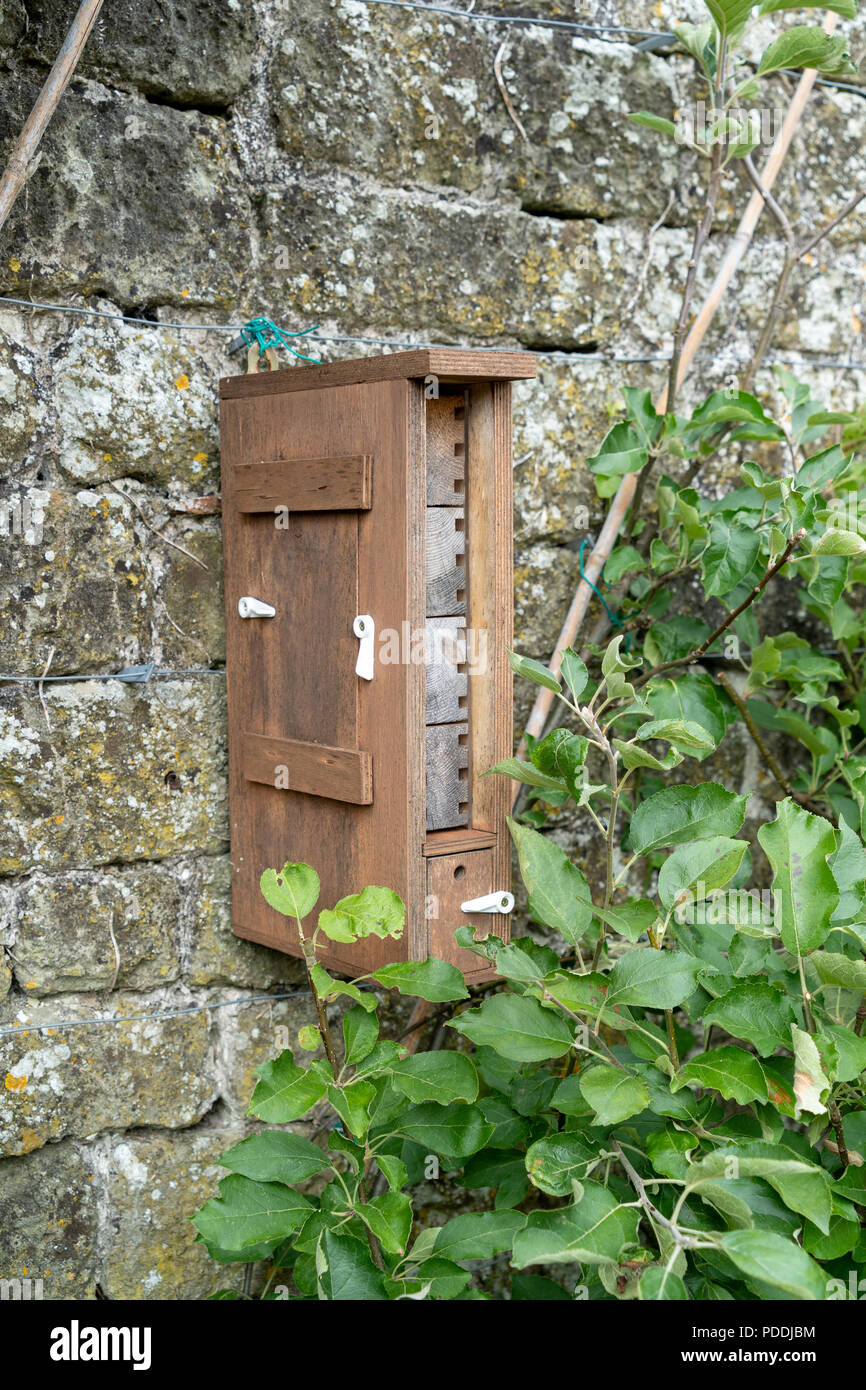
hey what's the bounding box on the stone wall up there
[0,0,864,1298]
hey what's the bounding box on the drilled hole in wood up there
[453,864,466,880]
[454,442,464,456]
[452,479,465,494]
[456,588,466,602]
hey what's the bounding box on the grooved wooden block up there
[426,393,466,504]
[426,722,469,831]
[425,617,467,725]
[426,507,465,617]
[234,454,373,512]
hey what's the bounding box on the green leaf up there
[318,886,405,944]
[512,1182,641,1268]
[705,0,759,43]
[757,26,856,78]
[757,799,839,956]
[374,1153,408,1193]
[579,1066,650,1125]
[587,421,647,477]
[791,1025,830,1119]
[507,817,593,947]
[720,1230,827,1301]
[658,837,747,911]
[676,1046,768,1105]
[758,0,855,17]
[487,757,567,791]
[343,1005,379,1066]
[808,527,866,558]
[524,1132,599,1196]
[220,1131,331,1185]
[507,648,561,692]
[248,1052,328,1124]
[310,964,377,1011]
[428,1211,526,1263]
[702,981,795,1057]
[702,516,761,597]
[614,739,681,773]
[560,647,588,703]
[627,111,677,138]
[328,1079,375,1139]
[259,862,320,921]
[448,993,573,1062]
[639,1265,688,1300]
[193,1175,313,1252]
[357,1193,412,1256]
[630,783,747,856]
[606,949,703,1010]
[322,1231,388,1300]
[637,718,716,757]
[686,1143,833,1233]
[393,1102,494,1158]
[812,950,866,991]
[388,1051,479,1105]
[605,544,646,585]
[370,958,468,1002]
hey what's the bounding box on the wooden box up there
[220,349,536,979]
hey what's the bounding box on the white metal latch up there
[460,891,515,915]
[238,596,276,619]
[353,614,375,681]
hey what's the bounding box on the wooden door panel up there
[221,377,425,974]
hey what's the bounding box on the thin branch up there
[493,41,529,144]
[634,528,806,690]
[0,0,104,234]
[715,670,797,799]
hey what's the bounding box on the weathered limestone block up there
[185,856,306,990]
[258,171,600,347]
[0,0,25,47]
[514,539,582,659]
[215,994,322,1117]
[0,953,10,1000]
[20,0,258,106]
[0,992,215,1155]
[54,322,220,488]
[0,486,154,675]
[9,866,181,997]
[0,1140,98,1299]
[0,73,252,306]
[0,331,43,466]
[0,679,228,873]
[513,360,669,544]
[94,1125,250,1300]
[272,3,681,219]
[156,526,226,667]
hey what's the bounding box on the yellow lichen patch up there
[8,255,21,271]
[5,1073,27,1092]
[175,373,190,390]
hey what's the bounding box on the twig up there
[493,42,529,144]
[633,529,806,689]
[37,645,55,731]
[827,1099,851,1170]
[109,483,209,571]
[515,31,835,775]
[715,670,797,800]
[0,0,104,234]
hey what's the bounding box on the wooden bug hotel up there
[220,349,537,979]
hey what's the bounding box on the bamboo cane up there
[514,14,839,789]
[0,0,105,235]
